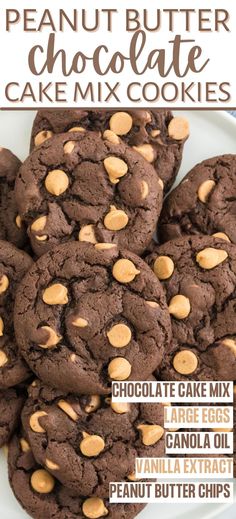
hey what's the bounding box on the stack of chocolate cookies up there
[0,109,235,519]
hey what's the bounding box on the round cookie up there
[21,379,166,496]
[30,108,189,192]
[16,130,163,257]
[0,386,25,447]
[145,235,236,381]
[14,241,171,394]
[0,147,27,247]
[0,240,33,388]
[8,432,146,519]
[159,154,236,244]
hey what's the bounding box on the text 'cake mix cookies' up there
[0,147,27,248]
[16,130,162,257]
[21,379,166,496]
[30,108,189,192]
[8,432,145,519]
[145,235,236,381]
[14,242,171,394]
[159,154,236,244]
[0,240,33,389]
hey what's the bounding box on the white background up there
[0,0,236,108]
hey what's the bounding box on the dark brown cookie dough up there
[14,242,171,394]
[8,432,146,519]
[0,387,25,447]
[21,379,166,496]
[159,155,236,244]
[0,147,27,248]
[0,240,33,388]
[30,109,189,192]
[145,235,236,381]
[16,130,163,257]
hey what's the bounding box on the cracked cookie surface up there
[14,242,171,394]
[21,379,165,496]
[0,240,32,388]
[8,431,145,519]
[0,386,25,447]
[145,235,236,381]
[0,147,27,247]
[16,130,162,257]
[30,108,188,193]
[159,155,236,244]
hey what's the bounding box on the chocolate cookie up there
[0,147,27,247]
[14,242,171,394]
[159,155,236,244]
[0,241,33,388]
[30,109,189,192]
[145,235,236,381]
[0,387,25,447]
[16,130,163,257]
[21,379,166,496]
[8,432,145,519]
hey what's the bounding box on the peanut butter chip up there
[68,126,85,133]
[31,469,55,494]
[15,215,22,229]
[79,224,97,244]
[141,180,149,199]
[34,130,53,147]
[109,112,133,136]
[222,338,236,356]
[168,295,191,319]
[43,284,68,305]
[82,497,108,519]
[30,411,47,433]
[80,434,105,457]
[95,243,117,251]
[154,256,174,280]
[45,169,69,196]
[20,438,30,453]
[146,301,159,308]
[158,178,164,190]
[133,144,155,163]
[0,317,4,336]
[57,400,79,421]
[103,130,120,144]
[128,472,139,481]
[168,117,189,140]
[72,317,88,328]
[150,129,161,137]
[45,458,60,471]
[198,180,216,203]
[112,259,140,283]
[0,274,9,294]
[0,350,8,367]
[212,232,231,242]
[173,350,198,375]
[64,140,75,154]
[108,357,132,380]
[103,157,128,184]
[196,248,228,269]
[137,424,164,446]
[107,323,131,348]
[85,395,101,414]
[31,216,47,238]
[104,206,129,231]
[38,326,62,349]
[111,401,130,414]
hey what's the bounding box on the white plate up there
[0,110,235,518]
